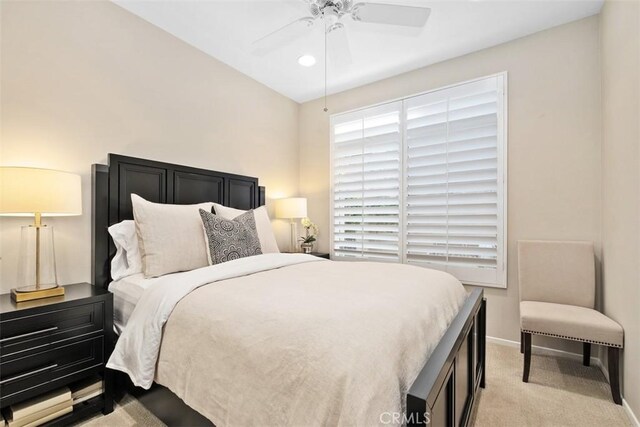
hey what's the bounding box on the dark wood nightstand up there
[310,252,330,259]
[0,283,114,425]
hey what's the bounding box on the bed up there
[92,154,486,427]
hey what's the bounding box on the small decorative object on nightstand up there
[0,167,82,302]
[299,217,318,254]
[0,283,115,424]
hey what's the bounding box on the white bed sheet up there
[108,274,159,334]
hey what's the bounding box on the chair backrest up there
[517,240,595,308]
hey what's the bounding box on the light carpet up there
[77,394,164,427]
[78,342,631,426]
[472,342,630,426]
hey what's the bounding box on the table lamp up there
[0,167,82,302]
[275,197,307,253]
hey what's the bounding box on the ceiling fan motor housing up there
[310,0,354,18]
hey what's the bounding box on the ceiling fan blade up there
[351,3,431,27]
[252,17,316,55]
[327,23,352,68]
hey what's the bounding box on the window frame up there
[329,72,508,288]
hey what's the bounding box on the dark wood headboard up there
[91,154,265,289]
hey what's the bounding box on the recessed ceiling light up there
[298,55,316,67]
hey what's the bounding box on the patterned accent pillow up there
[199,209,262,265]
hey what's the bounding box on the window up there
[330,74,507,287]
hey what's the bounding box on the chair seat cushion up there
[520,301,623,347]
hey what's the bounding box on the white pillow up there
[212,203,280,253]
[108,220,142,281]
[132,194,214,278]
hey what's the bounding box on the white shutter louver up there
[404,76,505,285]
[331,102,403,261]
[330,74,506,287]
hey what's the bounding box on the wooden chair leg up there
[520,331,524,354]
[583,342,591,366]
[608,346,622,405]
[522,332,532,383]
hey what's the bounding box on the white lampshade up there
[0,167,82,216]
[275,197,307,219]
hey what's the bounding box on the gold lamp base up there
[11,285,65,302]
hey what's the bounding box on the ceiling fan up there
[252,0,432,65]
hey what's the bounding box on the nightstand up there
[0,283,114,424]
[310,252,330,259]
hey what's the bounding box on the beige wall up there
[3,0,637,413]
[0,0,300,292]
[4,1,634,405]
[600,0,640,416]
[299,16,603,350]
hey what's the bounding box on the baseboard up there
[486,335,600,365]
[487,335,639,426]
[623,399,640,427]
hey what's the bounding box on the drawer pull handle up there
[0,364,58,385]
[0,326,59,344]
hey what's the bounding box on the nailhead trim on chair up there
[521,329,623,348]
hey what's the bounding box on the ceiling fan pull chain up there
[324,14,328,113]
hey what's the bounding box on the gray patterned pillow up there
[199,209,262,265]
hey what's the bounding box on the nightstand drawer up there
[0,302,104,359]
[0,336,104,402]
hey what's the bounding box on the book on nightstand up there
[70,377,104,405]
[2,388,72,427]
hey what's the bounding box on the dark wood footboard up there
[407,288,486,427]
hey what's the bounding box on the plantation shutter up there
[330,74,506,287]
[404,75,505,285]
[331,101,403,261]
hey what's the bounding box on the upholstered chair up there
[517,240,624,404]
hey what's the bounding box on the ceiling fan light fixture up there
[298,54,317,67]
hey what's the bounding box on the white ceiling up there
[114,0,603,103]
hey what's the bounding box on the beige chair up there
[517,240,624,404]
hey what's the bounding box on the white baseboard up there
[594,355,639,427]
[487,335,639,426]
[624,399,640,427]
[486,335,600,365]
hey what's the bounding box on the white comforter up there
[107,253,322,387]
[108,253,467,426]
